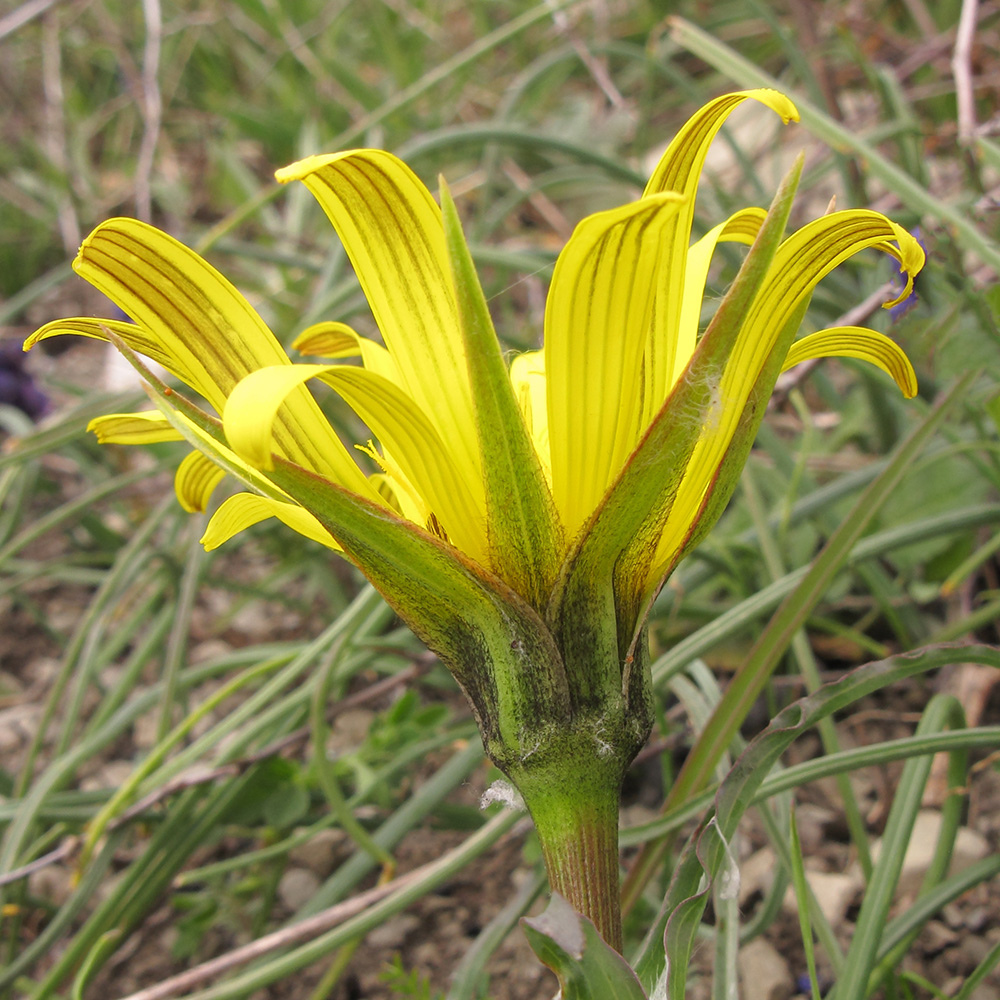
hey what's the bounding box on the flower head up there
[26,90,920,773]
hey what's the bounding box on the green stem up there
[531,783,623,951]
[509,740,627,952]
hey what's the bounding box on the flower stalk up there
[26,89,923,948]
[515,746,627,951]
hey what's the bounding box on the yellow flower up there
[28,88,918,610]
[26,88,922,945]
[25,86,923,708]
[33,90,919,686]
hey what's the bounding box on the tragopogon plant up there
[26,90,920,949]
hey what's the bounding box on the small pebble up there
[277,868,321,911]
[960,934,993,968]
[921,920,958,956]
[366,913,421,950]
[966,905,991,933]
[288,828,347,876]
[738,938,793,1000]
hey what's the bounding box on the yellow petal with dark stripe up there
[292,321,398,382]
[638,91,799,429]
[675,207,766,386]
[88,411,183,444]
[276,151,481,486]
[201,493,341,551]
[647,213,923,578]
[175,451,227,513]
[68,219,377,501]
[224,364,488,562]
[782,326,918,397]
[544,192,686,537]
[292,321,366,357]
[25,318,197,386]
[643,90,799,198]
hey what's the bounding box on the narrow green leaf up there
[620,726,1000,852]
[676,374,973,806]
[522,894,648,1000]
[789,806,822,1000]
[833,695,968,1000]
[660,820,732,1000]
[650,501,1000,690]
[439,178,564,609]
[876,856,1000,973]
[949,934,1000,1000]
[632,643,1000,994]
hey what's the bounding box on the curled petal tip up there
[71,242,89,277]
[75,217,126,262]
[739,87,799,125]
[275,155,324,184]
[275,153,346,184]
[276,150,373,184]
[882,275,915,310]
[882,226,925,309]
[896,225,926,273]
[763,88,799,124]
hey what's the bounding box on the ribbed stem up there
[519,767,623,951]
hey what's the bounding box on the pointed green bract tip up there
[438,175,460,230]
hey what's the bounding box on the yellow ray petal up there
[292,321,398,381]
[276,151,481,484]
[175,451,227,513]
[509,350,551,482]
[71,222,282,409]
[25,318,200,388]
[201,493,341,551]
[644,91,799,198]
[87,411,183,444]
[62,219,376,500]
[544,192,686,538]
[638,91,798,432]
[781,326,918,397]
[675,207,766,386]
[738,213,923,379]
[697,212,921,443]
[368,471,427,526]
[224,364,488,563]
[291,321,366,357]
[647,213,923,580]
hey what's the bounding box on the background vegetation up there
[1,0,999,997]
